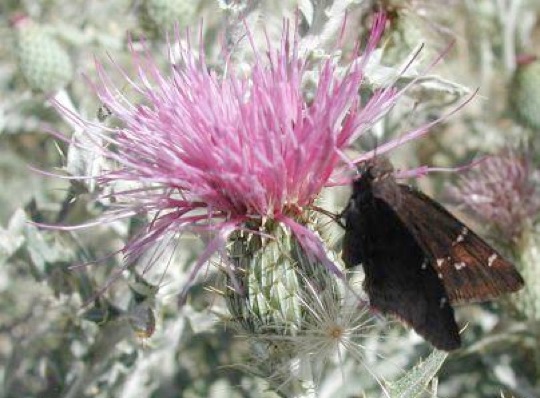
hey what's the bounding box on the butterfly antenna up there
[309,205,346,228]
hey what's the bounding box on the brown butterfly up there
[341,157,524,350]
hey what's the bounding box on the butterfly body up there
[342,158,524,350]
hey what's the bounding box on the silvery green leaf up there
[386,349,448,398]
[23,222,73,275]
[66,127,104,191]
[299,0,356,53]
[362,47,421,88]
[406,75,472,97]
[8,208,27,232]
[298,0,314,26]
[363,45,470,97]
[183,305,218,334]
[0,209,26,266]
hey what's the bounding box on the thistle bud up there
[509,54,540,130]
[224,226,309,335]
[12,15,73,93]
[139,0,196,37]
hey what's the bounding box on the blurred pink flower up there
[449,149,540,242]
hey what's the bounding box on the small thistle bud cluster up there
[12,15,73,93]
[139,0,196,37]
[509,54,540,130]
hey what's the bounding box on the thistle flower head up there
[57,14,410,268]
[49,9,461,307]
[449,148,540,242]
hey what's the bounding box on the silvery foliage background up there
[0,0,539,397]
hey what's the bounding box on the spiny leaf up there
[386,349,448,398]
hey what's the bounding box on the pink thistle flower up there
[449,148,540,242]
[51,14,462,298]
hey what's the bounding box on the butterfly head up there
[348,156,402,209]
[354,157,395,188]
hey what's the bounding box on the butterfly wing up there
[396,185,524,305]
[343,193,461,350]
